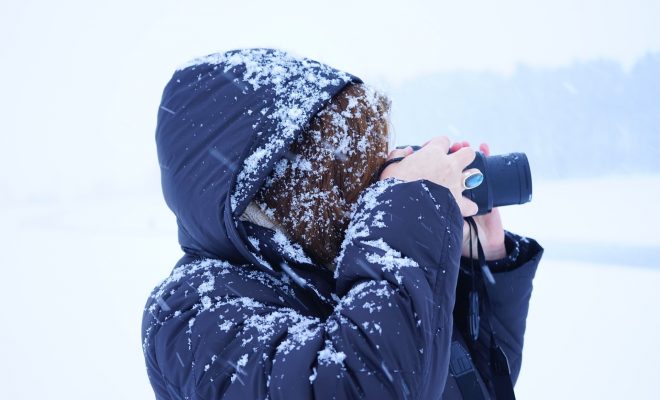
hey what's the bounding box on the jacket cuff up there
[460,230,539,273]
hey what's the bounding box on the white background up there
[1,1,659,398]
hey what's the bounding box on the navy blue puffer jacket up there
[142,48,543,399]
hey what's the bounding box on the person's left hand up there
[451,141,507,261]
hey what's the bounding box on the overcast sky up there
[3,0,659,81]
[1,0,659,200]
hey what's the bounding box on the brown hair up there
[255,83,391,269]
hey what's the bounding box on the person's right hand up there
[379,136,479,217]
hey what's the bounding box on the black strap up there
[371,156,405,184]
[450,341,486,400]
[464,217,516,400]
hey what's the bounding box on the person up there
[142,48,543,399]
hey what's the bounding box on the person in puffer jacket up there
[142,48,543,400]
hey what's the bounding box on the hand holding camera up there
[454,141,507,261]
[379,136,481,217]
[381,136,534,260]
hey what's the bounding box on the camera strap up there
[371,156,405,184]
[463,217,516,400]
[450,339,486,400]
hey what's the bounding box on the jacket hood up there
[156,48,362,271]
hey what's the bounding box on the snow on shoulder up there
[333,177,404,278]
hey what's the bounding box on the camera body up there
[405,145,533,215]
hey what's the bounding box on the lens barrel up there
[463,152,533,214]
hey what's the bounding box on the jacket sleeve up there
[311,177,465,399]
[454,230,544,390]
[146,177,465,400]
[258,177,465,399]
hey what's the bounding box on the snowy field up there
[502,176,660,399]
[1,175,658,399]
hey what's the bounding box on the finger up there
[463,168,482,176]
[458,196,479,217]
[462,219,477,240]
[479,143,490,156]
[426,136,451,153]
[462,168,484,189]
[451,146,477,169]
[449,142,462,153]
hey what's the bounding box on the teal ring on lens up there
[463,171,484,189]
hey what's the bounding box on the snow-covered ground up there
[1,175,658,399]
[505,175,660,398]
[517,259,660,399]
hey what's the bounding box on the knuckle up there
[431,136,449,147]
[439,136,450,147]
[387,149,402,159]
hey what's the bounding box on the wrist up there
[483,241,507,260]
[379,164,409,182]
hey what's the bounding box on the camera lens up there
[463,152,533,215]
[487,152,533,207]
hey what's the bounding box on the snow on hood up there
[156,48,361,270]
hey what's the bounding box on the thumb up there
[457,196,479,218]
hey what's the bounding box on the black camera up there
[402,145,533,215]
